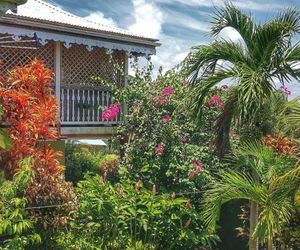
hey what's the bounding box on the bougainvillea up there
[207,94,224,108]
[101,103,121,120]
[161,86,175,95]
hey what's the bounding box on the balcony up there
[59,85,121,137]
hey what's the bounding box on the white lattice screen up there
[0,39,55,76]
[61,44,125,87]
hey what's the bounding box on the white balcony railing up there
[60,85,120,125]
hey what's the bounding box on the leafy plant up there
[0,60,78,233]
[65,144,103,184]
[201,142,299,250]
[0,158,40,249]
[183,4,300,156]
[56,174,218,250]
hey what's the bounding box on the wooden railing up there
[60,85,120,125]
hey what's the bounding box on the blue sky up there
[47,0,300,95]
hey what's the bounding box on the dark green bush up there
[65,145,104,184]
[55,174,218,250]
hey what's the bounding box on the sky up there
[46,0,300,95]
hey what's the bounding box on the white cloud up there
[128,0,164,38]
[84,11,117,27]
[154,0,283,11]
[165,9,211,32]
[150,34,200,74]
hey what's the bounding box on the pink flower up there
[152,96,168,106]
[207,95,224,108]
[229,130,237,137]
[193,161,203,173]
[155,143,165,154]
[102,103,121,120]
[162,114,171,123]
[188,170,196,180]
[279,86,291,95]
[161,86,175,95]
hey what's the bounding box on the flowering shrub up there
[108,68,225,204]
[207,94,224,108]
[101,103,121,120]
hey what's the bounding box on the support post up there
[55,41,61,119]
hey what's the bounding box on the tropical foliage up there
[183,3,300,156]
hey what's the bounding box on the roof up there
[4,0,159,44]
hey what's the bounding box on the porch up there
[0,38,125,137]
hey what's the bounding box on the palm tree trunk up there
[249,201,258,250]
[267,236,273,250]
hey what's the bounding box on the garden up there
[0,3,300,250]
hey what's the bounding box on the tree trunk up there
[267,236,273,250]
[249,201,258,250]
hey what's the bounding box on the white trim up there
[0,24,156,56]
[55,41,61,118]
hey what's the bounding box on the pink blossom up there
[155,143,165,154]
[229,130,237,137]
[188,170,196,180]
[207,95,224,108]
[279,86,291,95]
[162,114,171,123]
[193,161,203,173]
[161,86,175,95]
[152,96,168,105]
[102,103,121,120]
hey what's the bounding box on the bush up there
[65,144,104,184]
[55,174,218,249]
[99,154,119,183]
[108,68,226,199]
[0,158,41,249]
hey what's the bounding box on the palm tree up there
[183,3,300,157]
[276,97,300,138]
[201,142,299,250]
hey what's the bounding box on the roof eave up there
[0,14,161,48]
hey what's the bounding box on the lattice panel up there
[61,45,125,87]
[0,39,55,76]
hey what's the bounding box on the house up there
[0,0,160,139]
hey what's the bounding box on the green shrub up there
[99,154,120,183]
[55,174,218,250]
[0,158,40,250]
[65,145,104,184]
[108,69,226,199]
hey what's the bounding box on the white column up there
[55,41,61,118]
[122,53,129,118]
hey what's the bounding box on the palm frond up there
[276,97,300,134]
[183,41,250,84]
[236,66,275,123]
[201,171,266,230]
[211,3,255,50]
